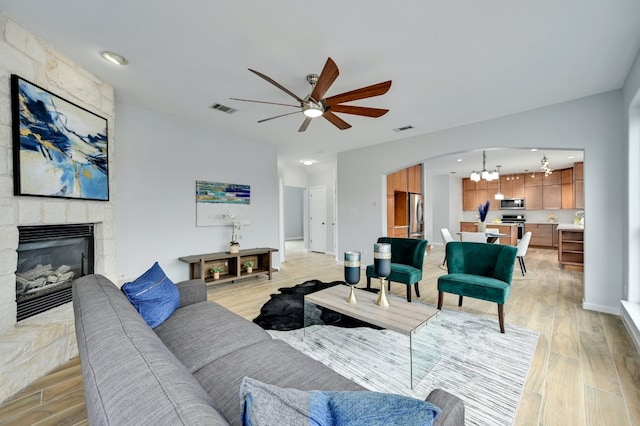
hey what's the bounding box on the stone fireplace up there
[0,14,116,403]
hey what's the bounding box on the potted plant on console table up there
[477,200,490,232]
[210,266,224,280]
[243,261,255,274]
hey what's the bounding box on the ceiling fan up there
[230,57,391,132]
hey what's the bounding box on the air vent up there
[393,125,414,132]
[210,103,237,114]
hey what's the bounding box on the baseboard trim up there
[582,301,620,315]
[621,301,640,352]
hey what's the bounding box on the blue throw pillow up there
[240,377,441,426]
[121,262,180,328]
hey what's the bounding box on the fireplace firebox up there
[16,224,94,321]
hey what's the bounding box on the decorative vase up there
[373,243,391,307]
[229,243,240,253]
[477,222,486,233]
[344,251,361,304]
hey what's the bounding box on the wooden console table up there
[179,247,278,285]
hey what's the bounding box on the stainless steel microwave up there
[500,198,525,210]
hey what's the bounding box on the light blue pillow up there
[121,262,180,328]
[240,377,441,426]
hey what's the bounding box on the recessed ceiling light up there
[100,51,128,65]
[456,158,462,162]
[301,159,315,166]
[568,155,575,159]
[530,148,538,152]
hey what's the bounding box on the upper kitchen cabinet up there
[499,174,525,198]
[408,164,422,193]
[574,162,584,209]
[388,168,408,193]
[561,168,574,209]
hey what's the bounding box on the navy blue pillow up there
[122,262,180,328]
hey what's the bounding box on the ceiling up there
[0,1,638,173]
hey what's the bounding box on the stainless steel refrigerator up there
[408,193,424,239]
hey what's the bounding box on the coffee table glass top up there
[304,285,440,388]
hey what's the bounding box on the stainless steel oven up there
[501,214,526,239]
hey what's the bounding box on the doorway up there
[310,186,327,253]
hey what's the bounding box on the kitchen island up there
[557,224,584,269]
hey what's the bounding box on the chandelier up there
[540,155,553,176]
[470,150,499,182]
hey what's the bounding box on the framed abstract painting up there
[195,180,251,227]
[11,75,109,201]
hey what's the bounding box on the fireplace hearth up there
[16,224,95,321]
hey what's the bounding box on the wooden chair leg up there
[522,257,527,274]
[366,276,371,289]
[442,254,447,266]
[437,291,443,309]
[498,304,505,333]
[458,295,463,307]
[388,280,391,291]
[406,285,411,302]
[414,282,420,298]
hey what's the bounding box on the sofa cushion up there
[121,262,180,328]
[73,274,229,425]
[240,377,441,426]
[194,339,364,426]
[438,273,511,304]
[154,300,271,373]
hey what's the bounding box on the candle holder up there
[344,251,361,304]
[373,243,391,307]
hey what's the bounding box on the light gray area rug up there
[268,307,539,426]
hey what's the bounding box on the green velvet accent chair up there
[366,237,428,302]
[437,241,517,333]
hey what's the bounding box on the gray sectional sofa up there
[73,274,465,425]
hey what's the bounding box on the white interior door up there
[310,186,326,253]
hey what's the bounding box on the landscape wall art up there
[11,75,109,201]
[196,180,251,227]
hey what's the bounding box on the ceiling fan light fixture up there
[303,105,323,118]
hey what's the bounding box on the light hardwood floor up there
[1,242,639,425]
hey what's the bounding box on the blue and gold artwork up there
[11,75,109,200]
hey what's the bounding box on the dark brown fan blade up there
[257,110,302,123]
[310,57,339,102]
[230,98,300,108]
[323,111,352,130]
[248,68,304,103]
[324,81,392,106]
[298,117,312,132]
[328,104,389,118]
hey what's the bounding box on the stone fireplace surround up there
[0,14,116,402]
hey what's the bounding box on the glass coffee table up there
[304,285,440,389]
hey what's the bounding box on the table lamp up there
[344,251,361,303]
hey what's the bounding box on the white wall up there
[115,103,279,282]
[338,90,624,313]
[429,174,462,244]
[284,186,303,239]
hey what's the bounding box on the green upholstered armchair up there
[437,241,517,333]
[366,237,428,302]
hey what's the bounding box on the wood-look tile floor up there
[1,242,639,425]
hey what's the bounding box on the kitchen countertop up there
[556,223,584,230]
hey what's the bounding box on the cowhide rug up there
[253,279,377,331]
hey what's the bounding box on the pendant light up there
[470,150,499,182]
[494,165,504,200]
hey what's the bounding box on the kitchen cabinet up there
[408,164,422,194]
[511,175,525,198]
[524,172,543,187]
[525,185,543,210]
[543,171,561,186]
[525,223,556,248]
[558,227,584,269]
[463,189,476,211]
[460,222,477,232]
[574,162,584,209]
[386,164,423,237]
[561,168,574,209]
[542,185,562,209]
